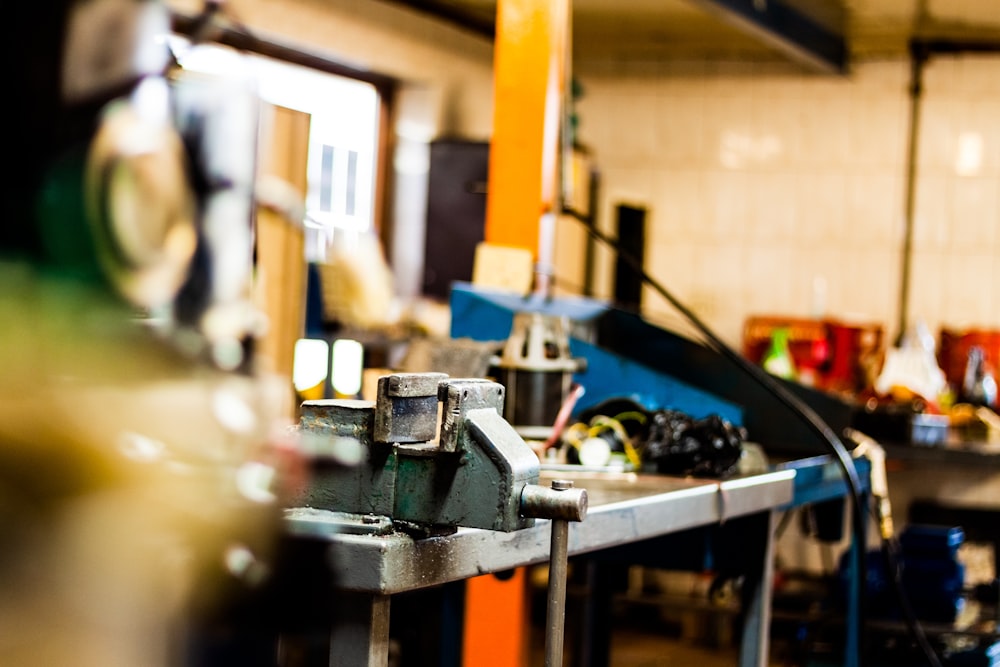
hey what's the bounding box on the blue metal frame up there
[449,282,743,423]
[776,455,871,667]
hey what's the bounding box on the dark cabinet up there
[422,139,489,300]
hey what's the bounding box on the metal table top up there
[285,469,795,595]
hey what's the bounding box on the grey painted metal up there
[521,483,588,521]
[285,508,394,537]
[393,405,538,531]
[437,378,505,453]
[296,374,540,533]
[329,592,390,667]
[299,399,397,517]
[286,469,795,595]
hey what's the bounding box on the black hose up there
[568,211,870,664]
[569,210,953,667]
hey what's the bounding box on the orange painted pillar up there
[464,2,570,666]
[461,569,531,667]
[484,0,570,263]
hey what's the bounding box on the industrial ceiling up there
[383,0,1000,72]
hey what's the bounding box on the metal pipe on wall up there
[896,38,1000,344]
[896,42,928,344]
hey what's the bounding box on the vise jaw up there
[297,373,541,534]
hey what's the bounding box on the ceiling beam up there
[379,0,848,73]
[377,0,495,38]
[685,0,848,73]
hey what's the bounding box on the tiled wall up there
[571,55,1000,575]
[175,0,1000,350]
[576,56,1000,348]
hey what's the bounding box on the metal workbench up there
[285,468,795,667]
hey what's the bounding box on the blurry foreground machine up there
[0,2,283,666]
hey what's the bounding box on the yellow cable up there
[587,416,641,467]
[612,410,647,425]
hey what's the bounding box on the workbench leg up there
[576,559,614,667]
[738,511,777,667]
[330,592,391,667]
[843,492,868,667]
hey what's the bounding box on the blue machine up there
[842,524,966,624]
[449,282,743,426]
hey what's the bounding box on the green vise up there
[298,373,541,533]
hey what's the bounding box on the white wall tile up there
[798,95,852,166]
[750,95,802,170]
[950,177,999,252]
[702,171,749,240]
[656,96,706,166]
[907,249,947,330]
[598,93,659,166]
[848,93,908,167]
[912,172,953,250]
[918,97,959,170]
[923,57,965,95]
[846,170,904,247]
[746,171,799,242]
[960,57,1000,95]
[963,98,1000,178]
[795,171,847,243]
[700,98,755,170]
[841,247,899,322]
[742,241,796,314]
[941,252,995,327]
[650,170,706,240]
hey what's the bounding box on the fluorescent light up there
[293,338,329,392]
[331,338,363,397]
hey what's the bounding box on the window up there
[251,56,379,236]
[167,35,381,258]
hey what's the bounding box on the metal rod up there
[545,516,569,667]
[897,43,928,344]
[519,479,586,666]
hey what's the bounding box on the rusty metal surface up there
[520,483,588,522]
[373,373,443,444]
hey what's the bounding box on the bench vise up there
[297,372,561,534]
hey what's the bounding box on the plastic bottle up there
[762,327,797,380]
[960,346,997,407]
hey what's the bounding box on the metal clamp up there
[298,373,541,534]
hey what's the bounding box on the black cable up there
[572,211,952,667]
[567,210,871,664]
